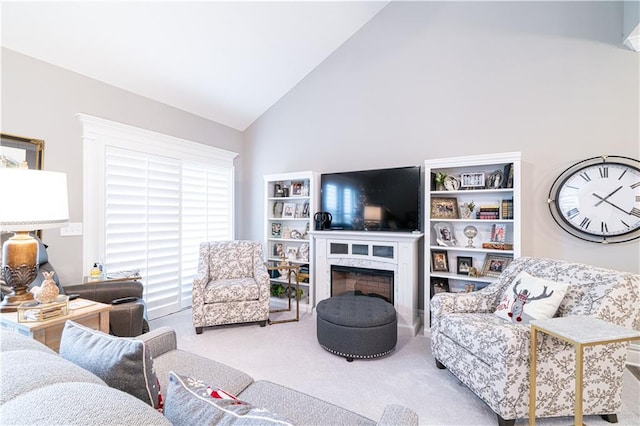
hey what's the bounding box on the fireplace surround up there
[312,230,423,336]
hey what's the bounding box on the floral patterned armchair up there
[430,257,640,426]
[192,241,270,333]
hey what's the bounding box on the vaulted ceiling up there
[1,1,388,131]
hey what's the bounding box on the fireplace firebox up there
[331,265,394,304]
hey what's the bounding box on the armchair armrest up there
[63,281,143,304]
[377,404,419,426]
[192,272,208,293]
[137,326,177,358]
[430,290,495,317]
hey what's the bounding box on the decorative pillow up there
[59,320,161,408]
[494,271,569,324]
[164,371,294,425]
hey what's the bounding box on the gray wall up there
[243,1,640,284]
[1,48,244,284]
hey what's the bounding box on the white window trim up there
[78,113,238,277]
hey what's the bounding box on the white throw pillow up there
[494,271,569,324]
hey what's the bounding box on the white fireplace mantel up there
[311,230,423,336]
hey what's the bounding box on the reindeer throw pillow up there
[494,271,569,324]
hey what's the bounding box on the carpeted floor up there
[150,308,640,426]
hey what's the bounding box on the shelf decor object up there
[0,168,69,312]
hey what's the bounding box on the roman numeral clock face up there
[548,156,640,244]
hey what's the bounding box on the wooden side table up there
[0,298,111,352]
[265,262,300,324]
[529,316,640,426]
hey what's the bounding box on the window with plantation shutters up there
[79,114,238,319]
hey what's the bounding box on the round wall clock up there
[547,155,640,244]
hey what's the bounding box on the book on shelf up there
[482,242,514,250]
[477,205,500,220]
[501,198,514,219]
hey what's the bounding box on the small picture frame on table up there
[457,256,473,275]
[431,250,449,272]
[481,254,512,277]
[460,172,485,188]
[430,197,459,219]
[282,202,296,218]
[430,277,450,298]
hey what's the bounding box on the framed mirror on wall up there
[0,133,44,170]
[1,133,45,239]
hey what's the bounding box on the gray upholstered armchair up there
[430,256,640,426]
[192,240,270,334]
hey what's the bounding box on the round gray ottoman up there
[316,294,397,362]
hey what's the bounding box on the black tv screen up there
[320,166,421,232]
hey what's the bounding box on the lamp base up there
[1,232,38,312]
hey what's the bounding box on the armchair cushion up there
[493,271,569,324]
[204,278,261,303]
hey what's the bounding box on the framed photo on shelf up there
[286,246,298,261]
[481,254,512,277]
[430,277,450,298]
[291,181,303,196]
[433,222,456,246]
[430,197,459,219]
[302,201,310,217]
[490,223,507,243]
[460,172,485,188]
[272,243,284,258]
[457,256,473,275]
[272,201,284,218]
[271,222,282,237]
[298,243,310,261]
[502,163,514,188]
[282,202,296,218]
[486,170,503,189]
[431,250,449,272]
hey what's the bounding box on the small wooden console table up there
[265,262,300,325]
[529,316,640,426]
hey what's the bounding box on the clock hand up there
[594,186,623,207]
[592,194,630,215]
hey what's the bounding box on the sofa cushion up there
[0,349,107,405]
[238,380,376,426]
[59,320,160,408]
[494,271,568,323]
[164,372,294,425]
[204,278,261,303]
[0,382,170,425]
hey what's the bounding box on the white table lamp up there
[0,168,69,311]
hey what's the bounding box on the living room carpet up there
[150,309,640,426]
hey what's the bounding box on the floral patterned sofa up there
[192,240,270,333]
[430,256,640,426]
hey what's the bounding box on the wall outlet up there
[60,222,83,236]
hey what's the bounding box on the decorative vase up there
[463,226,478,248]
[33,271,59,304]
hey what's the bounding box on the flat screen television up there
[320,166,421,232]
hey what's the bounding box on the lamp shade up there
[0,168,69,232]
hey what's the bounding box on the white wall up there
[1,48,244,284]
[243,1,640,287]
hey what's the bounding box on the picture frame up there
[456,256,473,275]
[443,175,460,191]
[286,246,298,261]
[0,133,44,170]
[271,222,282,237]
[272,243,284,258]
[486,170,504,189]
[272,201,284,218]
[291,181,303,196]
[481,254,512,277]
[282,202,296,218]
[490,223,507,243]
[302,201,310,218]
[430,197,459,219]
[433,222,456,246]
[502,163,514,188]
[460,172,485,188]
[298,243,310,261]
[430,277,450,298]
[431,250,449,272]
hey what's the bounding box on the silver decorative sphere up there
[463,225,478,248]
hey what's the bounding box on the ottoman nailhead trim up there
[320,344,395,360]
